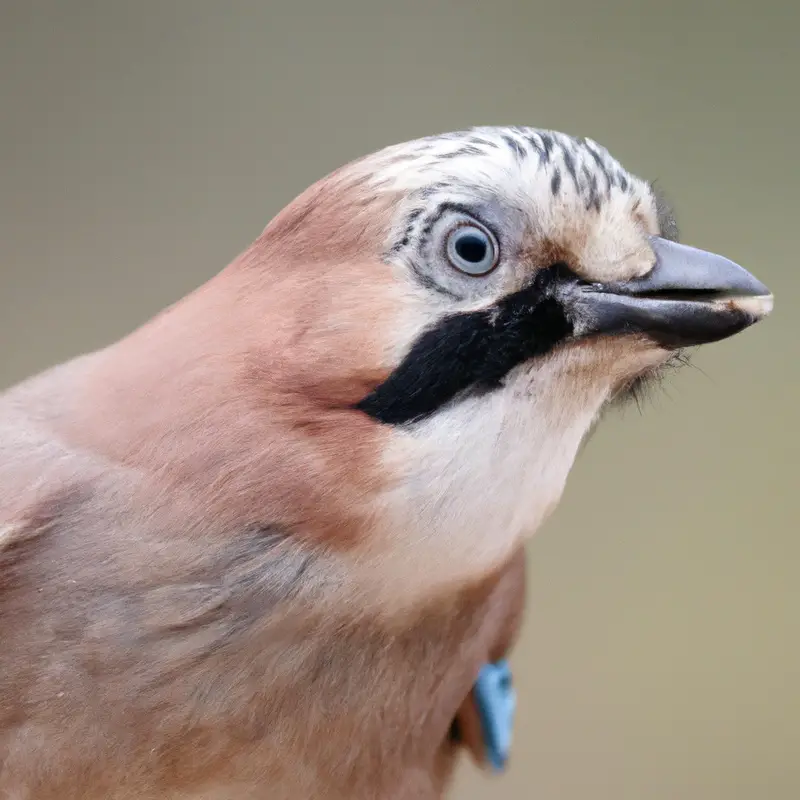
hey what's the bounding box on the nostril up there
[575,278,604,290]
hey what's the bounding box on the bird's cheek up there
[254,278,412,411]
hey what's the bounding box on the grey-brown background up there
[1,1,797,798]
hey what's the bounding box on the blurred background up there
[1,1,797,797]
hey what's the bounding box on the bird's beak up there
[573,236,774,348]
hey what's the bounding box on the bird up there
[0,126,773,799]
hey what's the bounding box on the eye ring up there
[445,222,500,277]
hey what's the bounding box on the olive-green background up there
[1,2,797,798]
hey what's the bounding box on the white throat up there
[364,350,616,608]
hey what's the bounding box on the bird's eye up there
[445,224,499,276]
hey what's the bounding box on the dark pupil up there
[455,233,487,263]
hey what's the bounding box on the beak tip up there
[739,271,772,303]
[730,291,774,320]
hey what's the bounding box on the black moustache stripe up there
[355,266,575,425]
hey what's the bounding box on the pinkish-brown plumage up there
[0,126,771,798]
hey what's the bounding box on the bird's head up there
[98,126,773,608]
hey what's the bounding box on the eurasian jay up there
[0,126,772,799]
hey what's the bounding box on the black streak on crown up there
[355,266,575,426]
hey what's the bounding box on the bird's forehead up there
[352,126,660,283]
[360,127,648,209]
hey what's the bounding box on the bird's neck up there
[56,264,389,547]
